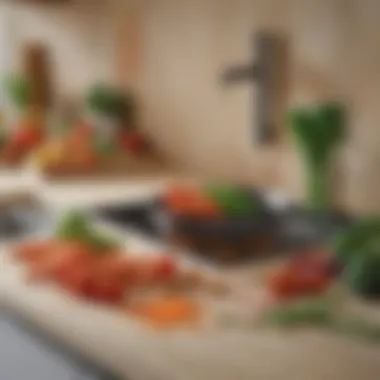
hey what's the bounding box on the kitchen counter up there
[1,170,380,380]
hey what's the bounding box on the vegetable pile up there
[33,122,115,171]
[163,183,258,220]
[13,211,180,305]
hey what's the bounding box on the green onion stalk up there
[288,102,346,211]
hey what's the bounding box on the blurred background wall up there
[0,0,118,96]
[2,0,380,214]
[118,0,380,215]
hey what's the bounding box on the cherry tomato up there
[152,256,178,282]
[119,132,147,154]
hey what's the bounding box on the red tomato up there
[185,195,221,219]
[11,127,45,150]
[96,256,138,285]
[119,132,147,154]
[268,268,298,300]
[13,241,53,262]
[80,272,126,304]
[164,185,221,219]
[92,279,126,304]
[28,241,92,282]
[131,256,168,286]
[151,256,178,282]
[57,264,92,296]
[268,266,331,301]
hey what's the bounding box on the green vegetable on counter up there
[204,184,257,218]
[262,296,380,343]
[55,210,90,241]
[345,250,380,299]
[330,216,380,300]
[288,102,346,211]
[332,216,380,266]
[262,297,337,327]
[55,210,120,253]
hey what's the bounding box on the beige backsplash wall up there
[117,0,380,214]
[5,0,119,96]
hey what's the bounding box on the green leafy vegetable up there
[86,84,135,123]
[262,296,380,344]
[55,210,90,241]
[345,250,380,299]
[288,101,346,211]
[204,184,257,218]
[4,73,30,111]
[262,297,336,327]
[54,210,120,253]
[332,216,380,266]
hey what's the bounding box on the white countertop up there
[1,169,380,380]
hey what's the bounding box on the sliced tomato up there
[13,241,54,263]
[80,273,126,304]
[96,255,138,286]
[28,241,92,282]
[58,264,93,297]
